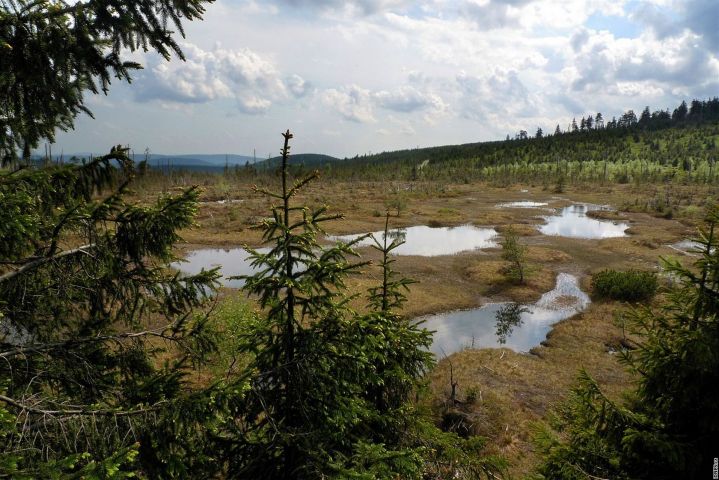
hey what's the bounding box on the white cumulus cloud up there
[322,85,376,123]
[136,43,308,114]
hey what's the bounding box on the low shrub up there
[591,269,658,302]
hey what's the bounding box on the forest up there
[322,102,719,185]
[2,1,719,479]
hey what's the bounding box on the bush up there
[591,269,657,302]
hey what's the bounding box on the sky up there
[53,0,719,159]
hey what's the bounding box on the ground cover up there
[142,175,709,476]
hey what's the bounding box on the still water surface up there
[172,247,269,288]
[419,273,590,356]
[668,239,703,256]
[538,205,629,239]
[328,225,499,256]
[496,201,549,208]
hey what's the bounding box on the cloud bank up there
[55,0,719,157]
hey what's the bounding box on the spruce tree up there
[225,130,374,478]
[501,225,527,284]
[362,213,432,427]
[595,112,604,129]
[0,150,220,475]
[1,0,220,475]
[221,133,504,479]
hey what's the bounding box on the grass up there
[132,172,713,477]
[427,300,638,477]
[205,295,257,378]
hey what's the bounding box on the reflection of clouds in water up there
[536,273,590,309]
[539,205,628,239]
[173,247,323,289]
[667,240,709,257]
[421,273,590,356]
[496,201,548,208]
[329,225,499,256]
[172,247,270,288]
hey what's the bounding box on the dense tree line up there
[324,122,718,186]
[544,98,719,137]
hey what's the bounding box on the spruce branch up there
[0,394,168,417]
[0,244,95,284]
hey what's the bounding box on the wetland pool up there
[667,239,703,256]
[175,224,502,287]
[172,247,269,288]
[538,204,629,239]
[328,225,499,256]
[419,273,590,356]
[496,200,549,208]
[174,248,591,357]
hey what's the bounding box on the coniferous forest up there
[2,1,719,479]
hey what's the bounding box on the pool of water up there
[667,239,703,256]
[496,200,549,208]
[172,247,270,288]
[538,204,629,239]
[419,273,590,356]
[328,225,499,256]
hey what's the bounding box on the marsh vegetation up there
[2,1,719,477]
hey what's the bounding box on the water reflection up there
[494,303,529,344]
[386,229,407,243]
[538,204,628,239]
[420,273,590,356]
[667,239,703,256]
[329,225,499,256]
[496,201,549,208]
[172,247,270,288]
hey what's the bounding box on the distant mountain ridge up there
[34,152,257,166]
[144,153,256,167]
[260,153,340,170]
[33,152,340,171]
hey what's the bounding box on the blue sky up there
[53,0,719,158]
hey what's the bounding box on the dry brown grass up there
[128,174,713,477]
[428,300,637,477]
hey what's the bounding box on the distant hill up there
[258,153,341,170]
[35,152,264,171]
[144,153,256,168]
[146,153,340,172]
[34,152,257,166]
[29,151,341,172]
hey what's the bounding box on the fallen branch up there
[0,394,167,418]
